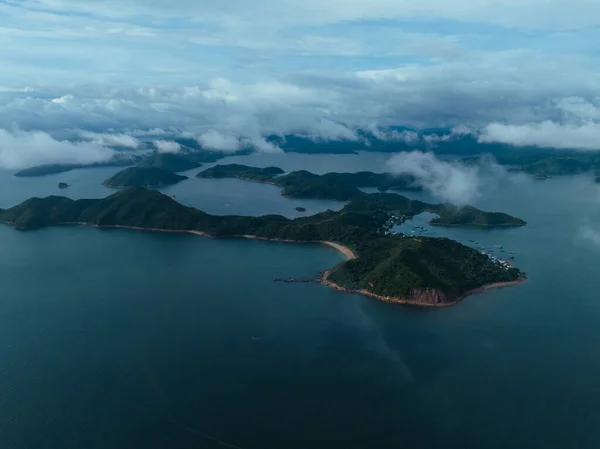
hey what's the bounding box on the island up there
[520,156,599,175]
[430,205,526,227]
[58,182,70,189]
[196,164,526,227]
[103,167,188,187]
[197,164,285,183]
[0,186,526,306]
[295,207,307,212]
[197,164,420,201]
[14,156,138,178]
[139,153,201,173]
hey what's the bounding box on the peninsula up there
[14,159,136,177]
[103,167,188,187]
[139,153,201,173]
[0,186,525,306]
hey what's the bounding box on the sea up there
[1,152,600,449]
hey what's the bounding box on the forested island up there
[0,185,525,306]
[196,164,525,227]
[519,156,598,175]
[139,153,201,172]
[197,164,285,182]
[198,164,419,199]
[14,159,136,177]
[103,167,188,187]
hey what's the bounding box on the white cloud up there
[301,120,358,141]
[78,131,140,148]
[386,151,503,205]
[580,227,600,247]
[370,128,420,144]
[0,128,115,169]
[196,130,241,152]
[244,137,282,153]
[478,121,600,151]
[153,140,181,153]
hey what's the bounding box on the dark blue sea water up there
[1,156,600,448]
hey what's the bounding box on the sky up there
[1,0,600,167]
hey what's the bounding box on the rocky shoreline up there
[55,223,357,260]
[319,270,527,307]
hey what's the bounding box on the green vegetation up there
[328,236,521,304]
[195,164,525,227]
[103,167,188,187]
[197,164,284,182]
[520,156,598,175]
[14,157,137,177]
[0,187,524,305]
[196,164,419,201]
[139,153,201,173]
[15,164,82,177]
[430,205,526,227]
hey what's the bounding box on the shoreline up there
[428,221,526,228]
[319,270,527,308]
[45,222,523,307]
[57,222,357,260]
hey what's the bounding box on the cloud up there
[196,130,242,152]
[386,151,504,205]
[478,121,600,151]
[0,128,115,169]
[0,1,599,160]
[370,128,420,144]
[78,131,140,149]
[153,140,181,153]
[580,227,600,247]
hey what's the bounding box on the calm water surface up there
[1,156,600,448]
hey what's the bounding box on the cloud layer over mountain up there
[0,0,599,167]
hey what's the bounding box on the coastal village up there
[381,212,517,271]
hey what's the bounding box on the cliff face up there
[405,288,448,305]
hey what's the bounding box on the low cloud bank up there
[387,151,505,205]
[0,129,115,170]
[154,140,181,153]
[478,121,600,151]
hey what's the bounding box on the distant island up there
[197,164,285,182]
[0,185,526,306]
[58,182,70,189]
[197,164,420,200]
[520,156,594,175]
[103,167,188,187]
[295,207,307,212]
[14,159,136,177]
[430,205,526,227]
[139,153,201,173]
[12,147,248,178]
[533,174,548,180]
[197,164,525,227]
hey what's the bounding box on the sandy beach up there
[59,223,356,260]
[320,241,357,259]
